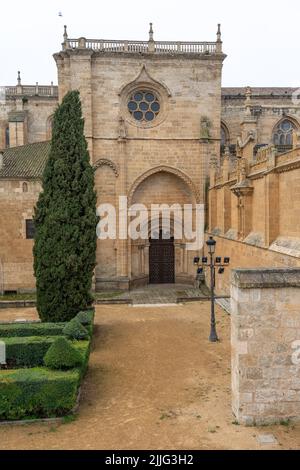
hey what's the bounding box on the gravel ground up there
[0,303,299,450]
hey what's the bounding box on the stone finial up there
[217,24,222,42]
[216,24,222,53]
[245,86,252,115]
[245,86,252,102]
[63,25,68,41]
[17,71,21,86]
[149,22,154,41]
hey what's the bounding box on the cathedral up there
[1,24,300,293]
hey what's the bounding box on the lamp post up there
[194,236,230,343]
[206,237,218,342]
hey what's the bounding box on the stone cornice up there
[54,49,226,62]
[232,268,300,289]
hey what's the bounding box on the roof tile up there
[0,141,50,179]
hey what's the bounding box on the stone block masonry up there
[231,268,300,426]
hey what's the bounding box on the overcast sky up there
[1,0,299,87]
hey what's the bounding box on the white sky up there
[1,0,299,87]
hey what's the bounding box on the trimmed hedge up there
[1,336,60,367]
[0,322,66,338]
[75,310,94,326]
[0,368,80,420]
[0,341,90,420]
[1,337,89,368]
[44,338,83,370]
[63,318,89,340]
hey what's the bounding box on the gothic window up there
[221,123,230,154]
[25,220,35,239]
[221,126,227,146]
[273,119,295,147]
[128,90,160,122]
[22,182,28,193]
[5,126,10,148]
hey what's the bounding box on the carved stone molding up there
[128,165,200,204]
[93,158,119,177]
[118,65,171,129]
[118,65,172,98]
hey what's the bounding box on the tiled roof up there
[222,87,299,97]
[0,141,50,179]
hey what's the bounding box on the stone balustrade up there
[4,84,58,98]
[63,38,220,55]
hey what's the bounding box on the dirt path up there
[0,303,300,450]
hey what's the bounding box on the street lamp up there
[194,236,230,343]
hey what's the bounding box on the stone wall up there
[0,180,41,293]
[231,268,300,426]
[208,234,300,295]
[208,141,300,295]
[222,88,300,149]
[0,86,58,149]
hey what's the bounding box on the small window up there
[26,220,35,239]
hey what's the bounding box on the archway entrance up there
[149,230,175,284]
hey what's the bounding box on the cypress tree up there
[33,91,98,322]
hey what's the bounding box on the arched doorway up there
[149,229,175,284]
[129,167,199,287]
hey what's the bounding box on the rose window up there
[128,90,160,122]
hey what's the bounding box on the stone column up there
[117,134,129,282]
[264,151,279,247]
[231,268,300,426]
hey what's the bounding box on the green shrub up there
[44,337,83,370]
[0,322,66,338]
[63,318,89,340]
[2,336,61,367]
[75,340,91,379]
[0,368,80,420]
[75,310,94,326]
[0,336,89,369]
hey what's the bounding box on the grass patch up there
[62,414,77,424]
[93,291,123,300]
[0,293,36,301]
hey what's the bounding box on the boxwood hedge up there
[0,322,66,338]
[75,310,94,326]
[1,336,89,369]
[0,341,90,420]
[0,368,80,420]
[2,336,60,367]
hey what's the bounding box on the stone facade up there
[1,26,300,293]
[51,27,225,290]
[0,26,226,292]
[221,87,300,152]
[231,268,300,426]
[208,129,300,295]
[0,179,41,292]
[0,75,58,149]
